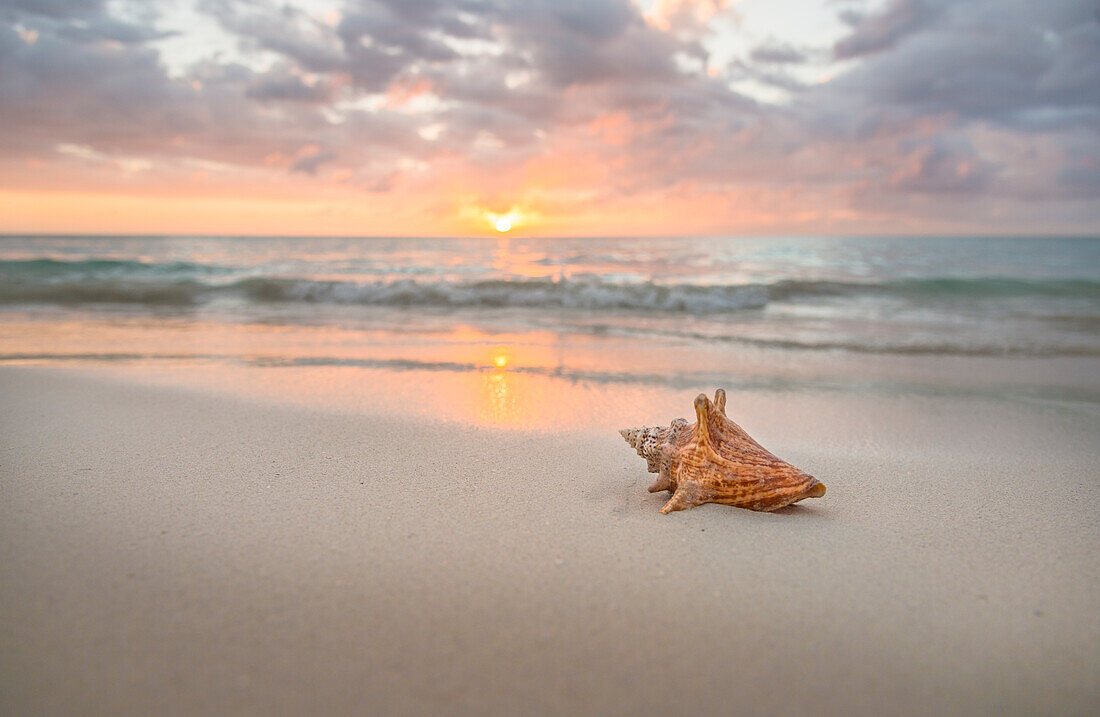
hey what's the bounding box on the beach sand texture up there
[2,367,1098,715]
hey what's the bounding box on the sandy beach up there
[2,365,1098,715]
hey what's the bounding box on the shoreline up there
[2,366,1098,715]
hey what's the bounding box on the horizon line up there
[2,232,1098,241]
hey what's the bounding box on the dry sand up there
[1,366,1098,715]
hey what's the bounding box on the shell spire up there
[619,425,667,473]
[620,417,693,494]
[620,389,826,514]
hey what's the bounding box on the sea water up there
[1,234,1098,428]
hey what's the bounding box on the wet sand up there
[1,366,1098,715]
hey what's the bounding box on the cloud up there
[0,0,106,20]
[0,19,200,158]
[750,42,808,65]
[888,137,992,193]
[831,2,1100,130]
[0,0,171,45]
[289,144,337,174]
[199,0,346,73]
[246,63,334,103]
[0,0,1097,234]
[645,0,731,35]
[833,0,941,60]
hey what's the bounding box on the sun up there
[480,206,524,233]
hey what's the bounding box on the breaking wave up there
[1,256,1099,313]
[767,276,1100,301]
[233,277,771,311]
[0,276,771,311]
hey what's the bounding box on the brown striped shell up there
[620,389,825,514]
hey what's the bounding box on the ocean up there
[2,234,1098,428]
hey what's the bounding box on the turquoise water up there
[1,235,1097,356]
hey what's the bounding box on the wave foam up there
[235,277,770,312]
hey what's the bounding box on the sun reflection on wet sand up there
[480,365,518,425]
[473,345,555,427]
[0,310,878,432]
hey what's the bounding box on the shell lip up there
[805,480,827,499]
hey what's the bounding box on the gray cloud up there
[0,20,200,156]
[888,136,992,194]
[829,0,1100,129]
[833,0,942,59]
[200,0,345,73]
[750,42,807,65]
[290,147,337,174]
[500,4,679,89]
[0,0,106,20]
[246,64,334,103]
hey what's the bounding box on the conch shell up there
[620,389,825,513]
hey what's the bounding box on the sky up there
[0,0,1098,237]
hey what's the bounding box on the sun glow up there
[484,207,523,233]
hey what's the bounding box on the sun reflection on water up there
[478,348,520,426]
